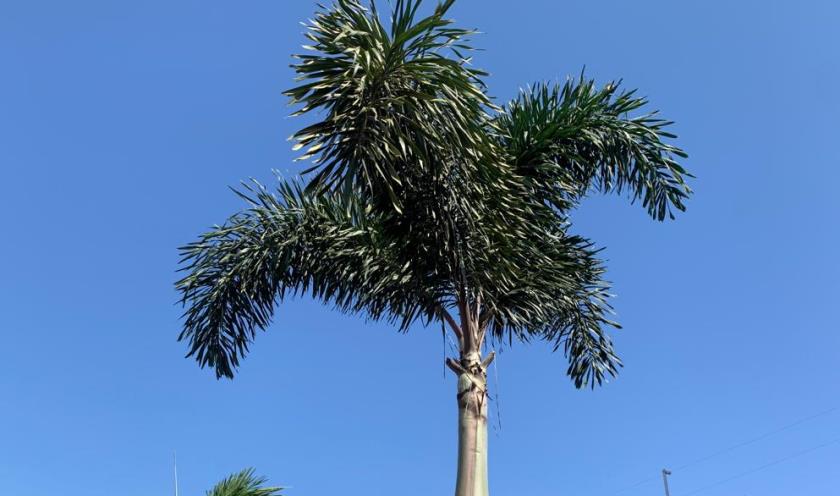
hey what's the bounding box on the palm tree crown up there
[176,0,692,389]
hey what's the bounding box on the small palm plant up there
[207,469,282,496]
[176,1,693,495]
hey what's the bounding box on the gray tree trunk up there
[453,354,490,496]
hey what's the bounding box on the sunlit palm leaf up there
[207,469,282,496]
[177,180,448,378]
[285,0,495,210]
[496,76,692,220]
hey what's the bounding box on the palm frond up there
[207,469,282,496]
[480,220,621,388]
[285,0,494,210]
[496,75,692,220]
[176,180,442,378]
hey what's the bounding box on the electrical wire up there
[610,405,838,494]
[678,435,840,496]
[491,349,502,434]
[673,406,837,472]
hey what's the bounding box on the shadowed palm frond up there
[478,218,621,388]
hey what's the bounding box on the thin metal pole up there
[662,469,672,496]
[174,452,180,496]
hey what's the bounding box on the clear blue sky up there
[1,1,838,495]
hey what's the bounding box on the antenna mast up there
[174,452,180,496]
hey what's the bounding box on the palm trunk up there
[448,349,492,496]
[443,300,492,496]
[454,367,489,496]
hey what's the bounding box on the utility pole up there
[661,468,672,496]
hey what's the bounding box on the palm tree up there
[207,469,282,496]
[175,1,693,495]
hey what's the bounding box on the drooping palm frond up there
[495,76,692,220]
[176,180,445,378]
[206,469,282,496]
[477,216,621,388]
[285,0,497,209]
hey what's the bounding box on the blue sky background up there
[1,1,838,495]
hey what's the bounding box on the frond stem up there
[441,306,464,346]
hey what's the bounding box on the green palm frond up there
[496,75,692,220]
[478,219,621,388]
[176,180,444,378]
[285,0,495,209]
[207,469,282,496]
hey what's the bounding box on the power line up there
[609,405,837,494]
[611,473,659,494]
[672,406,837,472]
[678,435,840,496]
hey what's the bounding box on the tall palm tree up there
[207,469,282,496]
[176,1,693,495]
